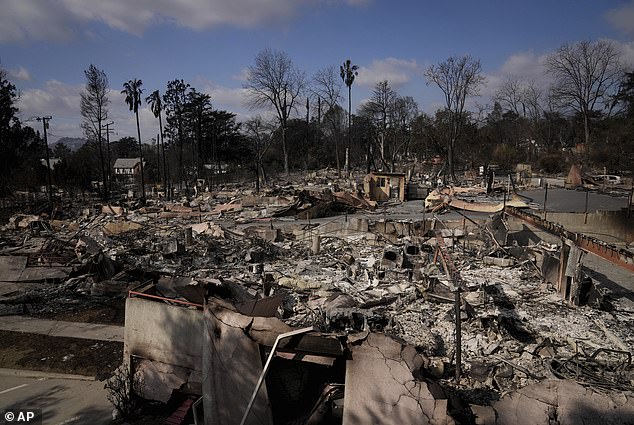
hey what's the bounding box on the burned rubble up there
[1,176,634,424]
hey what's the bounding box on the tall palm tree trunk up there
[136,111,146,199]
[158,113,168,197]
[346,85,351,175]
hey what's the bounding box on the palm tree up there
[146,89,168,194]
[122,79,146,200]
[340,59,358,175]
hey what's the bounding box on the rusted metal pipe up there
[505,206,634,273]
[240,327,315,425]
[128,290,203,308]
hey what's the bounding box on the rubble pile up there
[1,181,633,424]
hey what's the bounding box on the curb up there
[0,368,96,381]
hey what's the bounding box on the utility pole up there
[102,121,114,196]
[36,116,53,202]
[305,97,310,172]
[316,96,321,146]
[543,182,549,221]
[157,133,161,186]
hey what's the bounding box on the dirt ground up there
[32,299,126,326]
[0,330,123,378]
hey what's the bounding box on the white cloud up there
[0,0,75,42]
[17,80,83,141]
[10,66,31,81]
[606,1,634,37]
[18,80,82,119]
[356,57,421,88]
[612,39,634,67]
[15,76,281,143]
[63,0,302,35]
[16,80,159,143]
[477,40,634,112]
[480,51,552,100]
[0,0,366,42]
[231,68,250,82]
[196,77,256,121]
[500,51,548,79]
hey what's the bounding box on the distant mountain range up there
[51,137,87,152]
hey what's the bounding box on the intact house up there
[113,158,142,177]
[113,157,143,184]
[363,172,406,202]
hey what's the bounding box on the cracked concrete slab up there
[489,379,634,425]
[343,333,454,425]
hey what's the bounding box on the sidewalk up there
[0,367,96,381]
[0,315,123,342]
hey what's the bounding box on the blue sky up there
[1,0,634,142]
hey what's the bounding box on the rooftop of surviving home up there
[113,157,142,168]
[1,170,633,424]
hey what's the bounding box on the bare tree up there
[80,64,109,199]
[495,78,524,117]
[244,116,275,192]
[522,81,543,124]
[244,48,305,176]
[105,365,145,419]
[390,95,419,167]
[361,80,397,170]
[546,40,623,149]
[313,66,344,176]
[425,55,485,181]
[494,77,544,156]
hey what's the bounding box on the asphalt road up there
[520,188,631,213]
[0,373,112,425]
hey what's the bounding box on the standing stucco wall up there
[124,297,203,370]
[543,211,634,244]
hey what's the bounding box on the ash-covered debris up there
[1,177,633,424]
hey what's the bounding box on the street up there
[0,373,112,425]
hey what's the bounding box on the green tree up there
[0,68,20,188]
[0,67,42,191]
[146,89,168,189]
[186,89,212,176]
[0,68,18,141]
[614,71,634,118]
[65,141,100,194]
[121,79,146,199]
[111,136,140,159]
[163,79,191,188]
